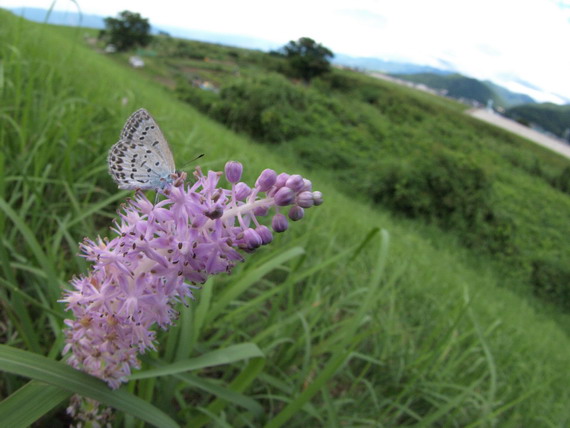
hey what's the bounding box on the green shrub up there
[372,148,493,224]
[554,166,570,194]
[312,73,356,92]
[531,257,570,310]
[176,82,219,114]
[207,74,313,141]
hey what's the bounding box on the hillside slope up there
[506,102,570,141]
[2,9,570,426]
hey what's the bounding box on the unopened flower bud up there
[274,187,295,206]
[235,182,252,200]
[253,206,269,216]
[255,169,277,192]
[225,161,243,184]
[312,191,324,206]
[288,206,304,221]
[272,213,289,233]
[297,191,314,208]
[256,225,273,245]
[302,179,312,192]
[243,228,262,249]
[286,174,304,192]
[275,173,290,188]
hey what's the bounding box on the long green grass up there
[1,10,570,426]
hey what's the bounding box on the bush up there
[176,82,219,114]
[372,148,493,224]
[531,257,570,310]
[554,166,570,194]
[206,74,313,141]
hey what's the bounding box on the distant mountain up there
[505,103,570,141]
[332,54,452,75]
[392,73,497,105]
[392,72,536,108]
[484,81,535,108]
[8,7,105,29]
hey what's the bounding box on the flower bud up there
[253,205,269,216]
[243,228,262,249]
[256,225,273,245]
[224,161,243,184]
[286,174,304,192]
[302,178,312,192]
[275,173,290,188]
[312,191,324,206]
[234,182,252,200]
[296,191,314,208]
[274,187,295,206]
[255,169,277,192]
[272,213,289,233]
[288,206,304,221]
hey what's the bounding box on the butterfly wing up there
[108,109,176,190]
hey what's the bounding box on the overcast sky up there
[3,0,570,103]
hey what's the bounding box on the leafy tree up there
[278,37,334,82]
[99,11,152,52]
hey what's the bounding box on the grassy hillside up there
[506,102,570,141]
[166,40,570,306]
[2,10,570,427]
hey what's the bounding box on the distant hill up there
[8,7,105,29]
[392,73,497,106]
[332,54,452,75]
[393,72,536,108]
[484,80,535,107]
[505,103,570,141]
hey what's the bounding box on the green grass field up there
[1,10,570,427]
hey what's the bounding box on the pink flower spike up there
[62,164,322,420]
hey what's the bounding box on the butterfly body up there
[108,109,176,190]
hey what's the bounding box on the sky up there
[3,0,570,104]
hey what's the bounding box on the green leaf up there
[191,355,266,427]
[0,197,60,302]
[0,345,179,428]
[131,343,265,380]
[174,372,263,416]
[0,380,71,428]
[206,246,305,322]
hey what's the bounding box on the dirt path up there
[468,108,570,160]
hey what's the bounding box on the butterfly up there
[108,108,176,190]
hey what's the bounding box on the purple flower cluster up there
[61,162,322,389]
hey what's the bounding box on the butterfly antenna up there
[180,153,205,171]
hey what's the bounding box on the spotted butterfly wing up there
[108,109,176,190]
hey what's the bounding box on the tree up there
[278,37,334,82]
[99,11,152,52]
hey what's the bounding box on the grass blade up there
[0,380,71,428]
[131,343,265,380]
[0,345,179,428]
